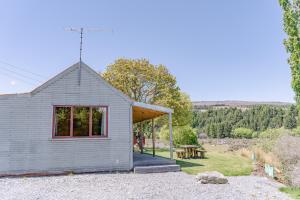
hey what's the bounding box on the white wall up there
[0,63,133,174]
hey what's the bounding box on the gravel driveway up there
[0,172,291,200]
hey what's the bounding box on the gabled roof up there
[0,61,174,121]
[31,61,132,103]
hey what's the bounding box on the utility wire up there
[0,60,46,86]
[0,70,37,86]
[0,60,46,79]
[0,65,43,83]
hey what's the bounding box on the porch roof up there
[132,102,173,123]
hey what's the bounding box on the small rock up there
[196,171,228,184]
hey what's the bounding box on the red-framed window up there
[53,106,108,138]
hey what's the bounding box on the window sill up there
[50,137,111,141]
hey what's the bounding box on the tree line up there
[191,105,297,138]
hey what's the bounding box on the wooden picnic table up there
[180,145,199,158]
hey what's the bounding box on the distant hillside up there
[193,100,294,110]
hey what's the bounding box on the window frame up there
[52,105,109,139]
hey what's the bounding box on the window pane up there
[55,107,71,136]
[92,107,107,136]
[73,107,90,136]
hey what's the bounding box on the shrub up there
[259,128,285,140]
[239,148,252,158]
[252,131,259,138]
[253,147,280,168]
[257,128,289,152]
[273,134,300,186]
[160,125,198,147]
[291,127,300,136]
[232,128,253,139]
[253,128,300,186]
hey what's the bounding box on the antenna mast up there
[79,27,83,67]
[65,27,113,85]
[79,28,83,85]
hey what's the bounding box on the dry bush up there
[273,134,300,186]
[273,134,300,164]
[203,144,229,153]
[290,162,300,186]
[253,148,281,168]
[200,138,256,152]
[239,148,252,158]
[257,128,289,152]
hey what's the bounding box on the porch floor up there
[133,152,176,167]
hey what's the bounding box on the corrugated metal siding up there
[0,66,132,174]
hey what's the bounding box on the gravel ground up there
[0,172,291,200]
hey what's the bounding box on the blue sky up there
[0,0,294,102]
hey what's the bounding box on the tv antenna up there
[65,27,113,85]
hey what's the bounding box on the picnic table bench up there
[176,145,207,159]
[195,149,207,159]
[175,149,185,159]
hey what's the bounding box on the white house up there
[0,62,174,175]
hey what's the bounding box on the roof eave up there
[132,101,173,114]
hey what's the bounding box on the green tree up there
[284,105,297,129]
[102,58,192,126]
[279,0,300,114]
[160,125,198,147]
[232,128,253,139]
[192,105,288,138]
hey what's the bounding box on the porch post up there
[152,118,155,157]
[140,122,144,154]
[169,112,173,159]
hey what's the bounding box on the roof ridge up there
[30,61,132,103]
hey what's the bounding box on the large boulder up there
[196,171,228,184]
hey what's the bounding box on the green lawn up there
[145,145,253,176]
[279,187,300,199]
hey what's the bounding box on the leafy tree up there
[284,105,298,129]
[279,0,300,116]
[160,125,198,147]
[232,128,253,139]
[102,58,192,126]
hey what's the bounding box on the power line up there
[0,60,46,79]
[0,70,37,86]
[0,65,43,83]
[0,60,46,87]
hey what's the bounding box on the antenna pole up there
[65,27,113,85]
[80,28,83,63]
[79,27,83,85]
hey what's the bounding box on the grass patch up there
[279,187,300,199]
[145,144,253,176]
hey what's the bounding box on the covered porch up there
[133,152,176,167]
[132,102,174,162]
